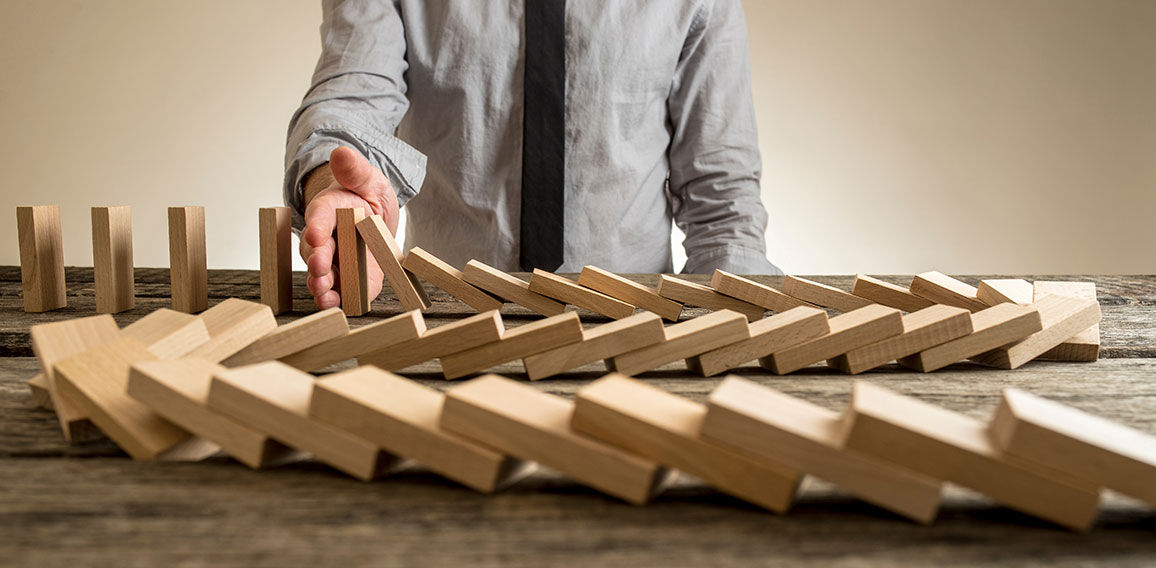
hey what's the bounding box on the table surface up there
[3,267,1154,567]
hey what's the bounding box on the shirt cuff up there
[683,244,783,276]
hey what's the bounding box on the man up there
[286,0,780,310]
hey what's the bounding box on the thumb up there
[330,146,379,199]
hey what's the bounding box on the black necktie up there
[520,0,566,272]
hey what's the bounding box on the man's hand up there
[301,146,401,310]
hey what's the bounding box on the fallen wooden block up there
[843,382,1100,531]
[258,207,293,315]
[279,310,425,372]
[311,367,536,493]
[358,310,504,371]
[781,275,873,313]
[977,279,1033,306]
[17,205,66,312]
[572,374,802,512]
[609,310,750,376]
[336,207,370,316]
[709,270,814,313]
[828,305,973,375]
[577,266,682,321]
[441,374,675,504]
[909,271,987,313]
[121,308,212,360]
[26,373,52,410]
[30,314,121,442]
[686,307,829,377]
[657,275,764,321]
[529,269,635,319]
[969,295,1101,370]
[462,260,565,316]
[851,274,933,313]
[91,206,134,313]
[522,312,665,380]
[897,304,1042,372]
[1033,281,1100,362]
[760,305,903,375]
[168,206,208,313]
[700,376,942,523]
[440,312,583,379]
[356,215,431,312]
[402,248,504,313]
[185,298,278,364]
[222,307,349,368]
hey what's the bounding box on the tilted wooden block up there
[851,274,934,313]
[208,361,403,480]
[357,215,431,312]
[909,271,987,313]
[709,270,814,313]
[121,308,211,360]
[760,304,903,375]
[462,260,565,316]
[358,310,504,371]
[336,207,370,316]
[441,374,675,504]
[828,305,973,375]
[897,304,1042,372]
[311,367,536,493]
[529,269,635,319]
[608,310,750,377]
[781,275,873,313]
[657,275,764,322]
[279,310,425,372]
[577,266,682,321]
[700,377,942,523]
[991,388,1156,505]
[30,314,121,442]
[402,248,504,313]
[1033,281,1100,362]
[969,295,1100,370]
[522,312,665,380]
[185,298,278,364]
[27,373,52,410]
[440,312,583,380]
[843,382,1100,531]
[17,205,66,312]
[258,207,293,315]
[91,206,134,314]
[572,374,802,512]
[686,307,829,377]
[168,206,208,313]
[977,279,1033,306]
[222,307,349,368]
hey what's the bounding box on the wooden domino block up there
[121,308,211,360]
[657,275,764,321]
[208,361,403,480]
[760,305,903,375]
[969,295,1100,370]
[440,374,675,504]
[168,206,208,313]
[336,207,370,316]
[311,367,536,493]
[30,314,120,442]
[700,377,942,523]
[828,305,973,375]
[781,275,874,313]
[1033,281,1100,362]
[358,310,504,371]
[609,310,749,376]
[440,312,582,380]
[27,373,53,410]
[851,274,934,313]
[977,279,1033,306]
[522,313,665,380]
[572,374,802,512]
[909,271,987,313]
[183,298,277,363]
[16,205,66,312]
[221,308,349,368]
[402,248,504,313]
[528,269,635,319]
[258,207,293,315]
[709,270,814,313]
[279,310,425,372]
[577,266,682,321]
[991,388,1156,505]
[356,215,431,311]
[91,206,134,314]
[463,260,565,316]
[897,304,1042,372]
[686,307,829,377]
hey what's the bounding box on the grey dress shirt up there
[285,0,781,275]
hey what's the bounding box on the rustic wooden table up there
[3,268,1154,567]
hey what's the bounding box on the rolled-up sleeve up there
[283,0,427,230]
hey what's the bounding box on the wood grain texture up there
[91,206,134,314]
[522,312,665,380]
[29,314,120,442]
[222,308,349,368]
[336,208,370,317]
[609,310,750,377]
[578,266,682,321]
[852,274,934,313]
[781,275,874,313]
[16,205,66,312]
[1034,281,1101,362]
[977,279,1033,306]
[463,260,565,317]
[529,269,635,319]
[828,306,973,375]
[279,310,425,372]
[258,207,292,315]
[970,296,1101,370]
[898,305,1043,373]
[167,206,208,314]
[657,275,764,322]
[686,307,830,377]
[26,372,51,409]
[761,305,904,375]
[440,312,583,380]
[357,215,431,311]
[910,272,988,313]
[710,270,814,313]
[402,248,504,313]
[357,310,504,371]
[185,298,277,364]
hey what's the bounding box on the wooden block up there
[781,275,874,313]
[657,275,765,321]
[91,206,134,314]
[127,359,295,469]
[27,373,53,410]
[440,312,583,380]
[577,266,682,321]
[184,298,277,364]
[29,314,120,442]
[336,207,370,316]
[969,295,1100,370]
[402,248,504,312]
[522,313,665,380]
[760,305,904,375]
[843,382,1100,530]
[356,215,431,311]
[851,274,934,313]
[358,310,504,371]
[167,206,208,313]
[909,271,987,313]
[529,269,635,319]
[311,367,536,493]
[709,270,814,313]
[828,305,973,375]
[609,310,750,377]
[977,279,1033,306]
[279,310,425,372]
[121,308,211,360]
[462,260,565,317]
[572,374,802,512]
[441,374,675,504]
[686,307,829,377]
[700,377,942,523]
[16,205,66,312]
[992,388,1156,505]
[897,304,1042,372]
[1033,281,1100,362]
[221,308,349,368]
[258,207,293,315]
[208,361,403,480]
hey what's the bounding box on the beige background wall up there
[1,0,1152,274]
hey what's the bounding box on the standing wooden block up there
[781,275,874,313]
[760,305,904,375]
[358,310,504,371]
[185,298,278,363]
[572,375,802,513]
[336,207,370,316]
[528,269,635,319]
[356,215,431,311]
[686,307,829,377]
[26,373,53,410]
[969,295,1101,370]
[710,270,814,313]
[402,248,504,312]
[440,312,583,380]
[657,275,764,322]
[992,388,1156,505]
[258,207,293,315]
[91,206,134,313]
[16,205,66,312]
[977,279,1033,306]
[700,377,942,523]
[208,361,403,480]
[440,374,675,504]
[1033,281,1100,362]
[828,305,973,375]
[609,310,750,377]
[279,310,425,372]
[462,260,565,316]
[909,271,987,313]
[167,206,208,313]
[578,266,682,321]
[29,314,120,442]
[222,308,349,367]
[311,367,536,493]
[522,313,665,380]
[897,304,1042,372]
[851,274,934,313]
